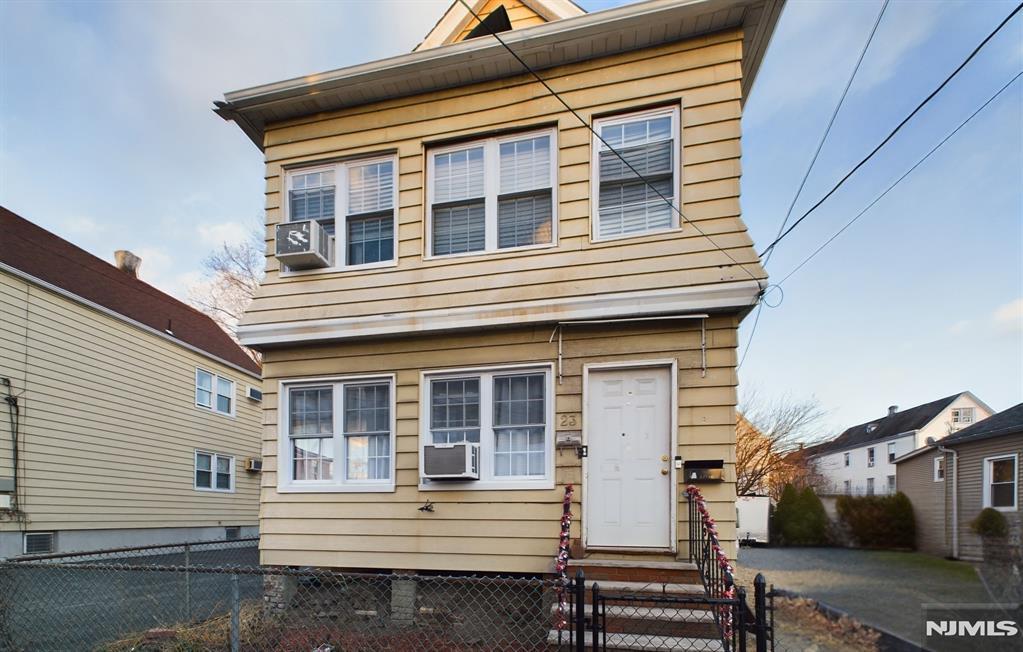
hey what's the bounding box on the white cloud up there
[992,297,1023,336]
[198,221,250,247]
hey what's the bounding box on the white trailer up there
[736,495,771,545]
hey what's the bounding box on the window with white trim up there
[195,451,234,492]
[196,369,234,416]
[888,442,897,463]
[843,452,850,467]
[843,480,851,494]
[421,365,553,489]
[887,475,896,493]
[951,407,975,425]
[285,155,397,269]
[934,456,945,482]
[866,477,875,495]
[427,129,556,257]
[984,454,1017,510]
[592,106,679,240]
[279,376,395,492]
[867,447,875,468]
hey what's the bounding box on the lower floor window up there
[195,451,234,491]
[281,376,395,491]
[422,365,552,487]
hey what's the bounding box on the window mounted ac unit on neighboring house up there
[246,386,263,402]
[422,442,480,480]
[275,220,332,269]
[245,458,263,472]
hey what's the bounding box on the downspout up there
[939,445,958,558]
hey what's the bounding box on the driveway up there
[735,547,991,646]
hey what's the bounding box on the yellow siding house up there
[0,207,263,558]
[216,0,782,575]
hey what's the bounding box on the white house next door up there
[586,365,672,549]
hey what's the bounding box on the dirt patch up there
[772,596,880,652]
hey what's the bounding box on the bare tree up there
[736,389,830,498]
[188,220,265,354]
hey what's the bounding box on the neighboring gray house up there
[896,403,1022,561]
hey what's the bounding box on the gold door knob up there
[661,468,669,475]
[661,455,669,462]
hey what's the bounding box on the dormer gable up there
[415,0,586,51]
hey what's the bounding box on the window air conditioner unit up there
[275,220,332,269]
[423,442,480,480]
[245,458,263,473]
[246,386,263,402]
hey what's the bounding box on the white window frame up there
[23,532,55,555]
[843,480,851,495]
[194,450,236,493]
[887,441,897,463]
[866,477,875,495]
[952,407,975,425]
[934,456,945,482]
[843,452,850,467]
[887,474,896,493]
[281,154,399,276]
[425,127,559,260]
[419,363,555,491]
[867,447,875,468]
[277,374,397,493]
[983,453,1018,511]
[195,368,235,417]
[590,105,682,243]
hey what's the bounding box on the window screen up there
[290,169,336,235]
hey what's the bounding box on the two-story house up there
[808,392,993,497]
[0,207,263,558]
[216,0,782,576]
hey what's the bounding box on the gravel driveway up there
[735,547,991,646]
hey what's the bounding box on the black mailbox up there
[683,459,724,483]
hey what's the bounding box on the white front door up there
[585,366,672,548]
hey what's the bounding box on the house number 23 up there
[559,414,579,427]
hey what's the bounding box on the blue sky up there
[1,0,1020,434]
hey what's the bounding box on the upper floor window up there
[285,156,396,269]
[934,456,945,482]
[427,129,556,258]
[592,106,679,241]
[196,368,234,416]
[867,447,875,468]
[420,364,554,490]
[195,451,234,492]
[278,376,396,492]
[887,442,897,463]
[984,454,1017,511]
[951,407,975,425]
[843,452,850,467]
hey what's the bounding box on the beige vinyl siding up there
[896,452,947,556]
[0,269,262,533]
[259,318,739,573]
[0,271,29,489]
[242,28,763,328]
[452,0,548,43]
[950,437,1023,562]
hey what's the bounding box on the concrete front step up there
[547,630,723,652]
[568,559,697,571]
[585,580,707,596]
[568,558,702,584]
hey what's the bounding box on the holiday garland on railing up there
[685,485,737,640]
[553,483,574,631]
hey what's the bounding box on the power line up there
[454,0,762,285]
[763,0,890,268]
[775,70,1023,289]
[758,1,1023,261]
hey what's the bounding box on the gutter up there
[938,445,958,558]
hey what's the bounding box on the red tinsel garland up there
[553,483,574,630]
[685,485,737,639]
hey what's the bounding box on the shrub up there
[835,492,916,549]
[971,507,1009,538]
[772,483,829,546]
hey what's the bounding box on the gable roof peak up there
[415,0,586,52]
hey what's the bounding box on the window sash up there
[195,370,213,408]
[867,448,875,466]
[423,368,551,485]
[196,452,232,491]
[197,369,232,415]
[987,457,1017,509]
[593,108,679,240]
[934,457,945,481]
[282,378,394,489]
[428,130,556,257]
[285,157,397,270]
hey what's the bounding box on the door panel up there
[586,366,672,548]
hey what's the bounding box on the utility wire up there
[758,1,1023,261]
[763,0,890,268]
[775,71,1023,289]
[455,0,762,285]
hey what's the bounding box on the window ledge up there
[418,479,555,492]
[278,259,399,278]
[277,483,396,494]
[195,487,235,494]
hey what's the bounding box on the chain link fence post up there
[230,573,240,652]
[184,542,191,623]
